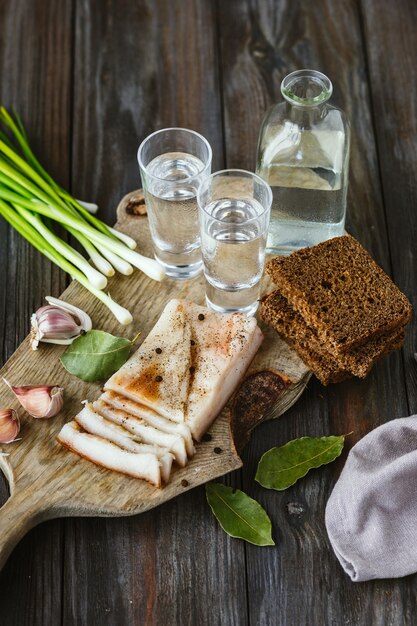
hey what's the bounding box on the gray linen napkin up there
[325,415,417,581]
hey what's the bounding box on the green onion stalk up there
[0,199,133,325]
[0,108,165,324]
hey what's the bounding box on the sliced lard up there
[93,399,188,467]
[57,299,263,487]
[105,300,192,422]
[100,390,194,457]
[57,421,162,487]
[105,299,263,441]
[74,405,174,483]
[185,305,263,440]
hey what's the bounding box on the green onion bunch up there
[0,107,165,324]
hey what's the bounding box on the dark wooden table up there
[1,1,416,624]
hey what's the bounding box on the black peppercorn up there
[198,313,205,321]
[155,375,163,382]
[155,347,162,354]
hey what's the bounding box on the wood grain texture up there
[218,0,415,624]
[65,2,246,624]
[0,0,72,369]
[0,197,307,620]
[0,209,245,546]
[0,1,72,624]
[361,0,417,416]
[71,0,224,215]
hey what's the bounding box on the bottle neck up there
[281,69,332,126]
[285,101,329,126]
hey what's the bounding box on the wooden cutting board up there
[0,190,310,571]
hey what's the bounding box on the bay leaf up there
[205,482,275,546]
[60,330,132,382]
[255,435,345,491]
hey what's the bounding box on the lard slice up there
[100,391,195,457]
[57,421,162,487]
[106,299,263,441]
[105,300,191,422]
[185,306,264,440]
[94,399,188,467]
[74,405,174,483]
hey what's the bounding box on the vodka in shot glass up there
[138,128,212,279]
[198,169,272,315]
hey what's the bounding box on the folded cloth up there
[325,415,417,581]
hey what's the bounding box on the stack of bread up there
[260,235,412,385]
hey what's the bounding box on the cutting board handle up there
[0,490,42,571]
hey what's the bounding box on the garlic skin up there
[4,380,64,419]
[0,409,20,443]
[31,297,92,350]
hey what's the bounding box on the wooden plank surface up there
[0,1,72,624]
[218,1,415,625]
[64,2,248,626]
[361,0,417,415]
[0,0,416,624]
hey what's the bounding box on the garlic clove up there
[34,306,83,339]
[0,409,20,443]
[44,297,93,328]
[31,297,92,350]
[4,380,64,419]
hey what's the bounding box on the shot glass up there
[197,169,272,316]
[137,128,212,279]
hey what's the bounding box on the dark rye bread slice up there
[260,293,350,385]
[282,328,404,385]
[266,235,411,354]
[260,290,406,378]
[280,335,351,385]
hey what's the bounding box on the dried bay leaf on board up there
[256,435,346,491]
[60,330,132,382]
[206,483,275,547]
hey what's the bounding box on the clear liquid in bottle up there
[256,70,350,254]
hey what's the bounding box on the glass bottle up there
[256,69,350,254]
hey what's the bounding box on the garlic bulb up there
[31,296,92,350]
[0,409,20,443]
[4,380,64,419]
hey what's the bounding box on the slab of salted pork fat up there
[99,391,195,457]
[74,404,174,483]
[57,421,164,487]
[105,299,192,422]
[105,299,264,440]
